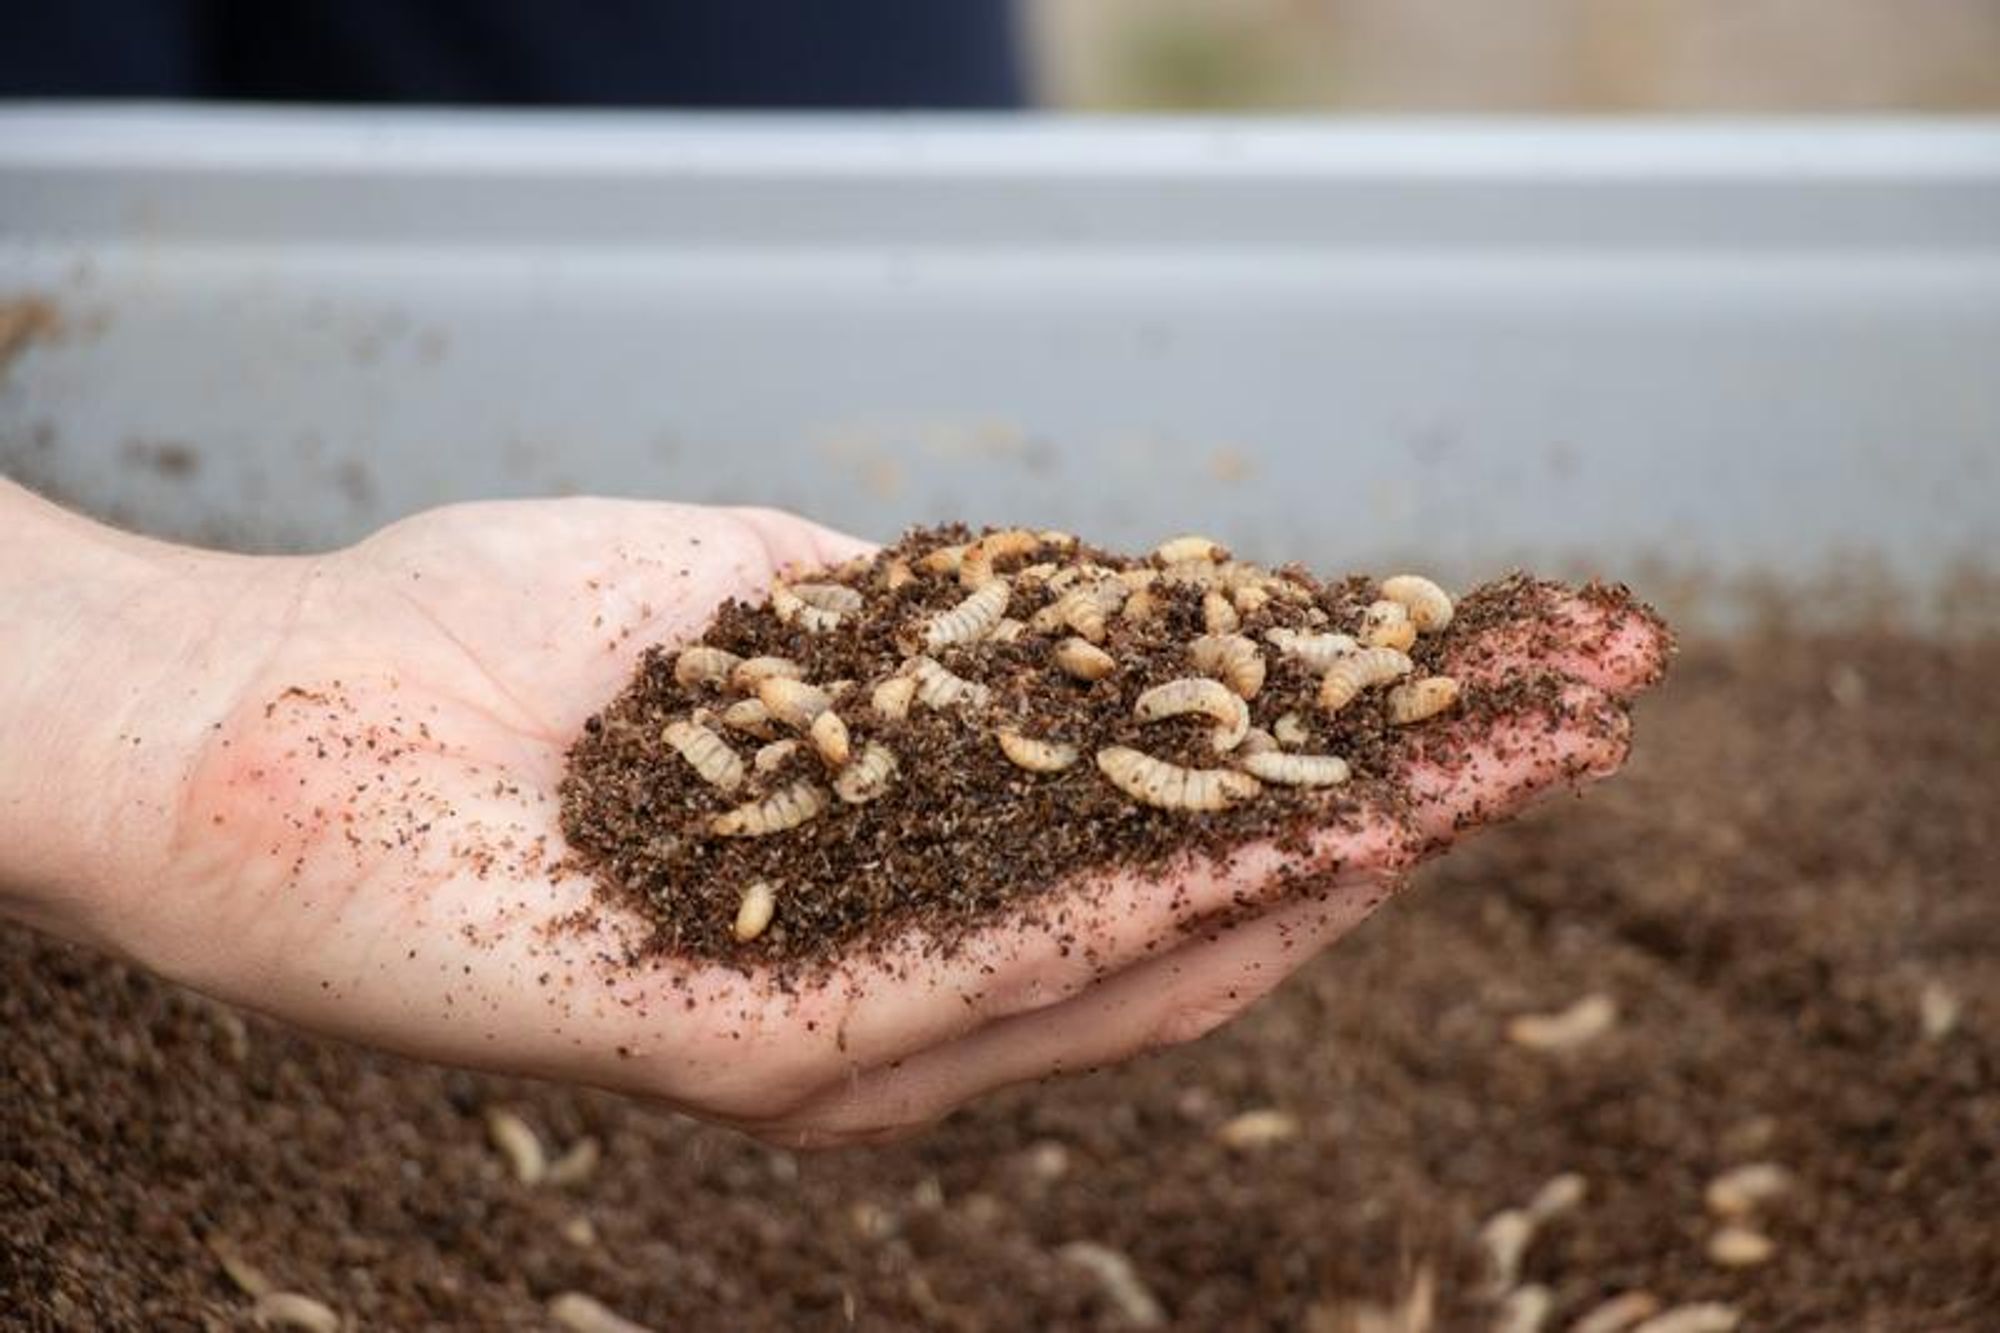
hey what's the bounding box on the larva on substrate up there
[1202,590,1240,634]
[1265,627,1360,672]
[1231,583,1271,615]
[1119,585,1161,624]
[733,881,777,943]
[1095,747,1262,812]
[790,582,863,614]
[883,559,916,591]
[673,645,741,689]
[1385,675,1461,725]
[1187,632,1265,699]
[996,728,1080,773]
[906,656,992,709]
[732,656,805,690]
[710,781,827,837]
[1133,677,1251,752]
[833,742,899,803]
[917,577,1011,650]
[870,675,917,721]
[1359,599,1417,652]
[1238,751,1351,787]
[1034,580,1124,643]
[917,543,966,574]
[770,583,840,633]
[757,677,833,729]
[1272,711,1311,746]
[989,617,1027,644]
[1053,637,1116,682]
[753,739,799,772]
[660,720,745,791]
[1236,728,1279,757]
[958,529,1041,588]
[809,710,851,767]
[1318,647,1414,714]
[719,699,778,738]
[1154,534,1229,565]
[1380,573,1454,632]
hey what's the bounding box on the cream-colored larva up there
[1706,1226,1774,1268]
[661,720,745,791]
[1385,675,1461,725]
[1237,728,1278,757]
[1045,561,1118,593]
[1506,993,1617,1050]
[1133,677,1251,752]
[1188,632,1266,699]
[1231,583,1271,615]
[958,528,1041,588]
[1015,561,1059,586]
[791,582,863,614]
[673,644,741,689]
[907,655,992,708]
[770,583,841,633]
[1095,746,1262,812]
[1265,627,1360,671]
[1380,573,1454,632]
[1154,534,1229,565]
[920,577,1011,650]
[989,617,1026,644]
[252,1293,344,1333]
[753,738,799,772]
[884,559,916,591]
[1238,751,1350,787]
[1704,1163,1791,1218]
[485,1107,548,1183]
[548,1292,658,1333]
[757,677,833,730]
[832,742,899,803]
[1272,711,1311,747]
[1119,586,1161,624]
[1118,566,1160,592]
[1202,590,1241,634]
[996,728,1080,773]
[1317,647,1414,714]
[808,710,850,767]
[710,781,826,837]
[1359,598,1418,652]
[870,674,917,721]
[1158,559,1223,589]
[731,881,777,943]
[1628,1304,1741,1333]
[1053,636,1117,682]
[1571,1292,1663,1333]
[731,655,805,690]
[917,543,966,574]
[719,698,778,738]
[1037,529,1078,550]
[1050,581,1125,643]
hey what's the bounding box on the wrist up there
[0,483,289,952]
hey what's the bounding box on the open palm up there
[103,499,1665,1147]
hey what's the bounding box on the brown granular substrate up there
[7,627,1997,1330]
[560,527,1620,969]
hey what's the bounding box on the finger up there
[768,882,1373,1145]
[1402,678,1632,847]
[1446,583,1671,700]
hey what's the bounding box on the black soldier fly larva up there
[711,781,828,837]
[1132,677,1251,752]
[660,719,745,791]
[1095,746,1262,811]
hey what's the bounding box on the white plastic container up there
[3,107,1996,615]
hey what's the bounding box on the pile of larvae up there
[561,524,1510,970]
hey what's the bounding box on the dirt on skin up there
[5,627,1996,1331]
[560,526,1653,972]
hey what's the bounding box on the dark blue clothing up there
[0,0,1025,108]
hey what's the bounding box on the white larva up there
[1706,1226,1775,1268]
[884,559,916,590]
[1265,627,1360,671]
[757,677,833,729]
[1238,751,1351,787]
[252,1293,344,1333]
[1385,674,1461,725]
[673,644,741,689]
[1236,727,1279,757]
[996,728,1080,773]
[1704,1163,1791,1218]
[809,710,851,768]
[660,720,745,791]
[1380,573,1454,632]
[870,674,917,721]
[1158,559,1223,589]
[790,582,863,613]
[1202,590,1240,634]
[1231,583,1271,615]
[719,698,778,738]
[731,655,806,690]
[1154,534,1229,565]
[1187,633,1266,699]
[989,617,1027,643]
[485,1107,548,1184]
[710,781,827,837]
[1571,1292,1663,1333]
[1272,711,1311,746]
[906,656,992,709]
[1133,677,1251,752]
[920,577,1011,650]
[1317,647,1414,714]
[958,528,1042,588]
[549,1292,658,1333]
[1119,586,1161,624]
[753,739,799,773]
[1359,598,1418,652]
[1053,636,1117,682]
[833,742,899,803]
[733,881,777,943]
[917,543,966,574]
[1117,567,1160,592]
[1506,993,1617,1050]
[1628,1304,1741,1333]
[770,583,841,633]
[1049,580,1126,642]
[1095,746,1262,812]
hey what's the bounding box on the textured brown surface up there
[5,631,1997,1331]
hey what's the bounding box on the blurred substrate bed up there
[5,629,1998,1331]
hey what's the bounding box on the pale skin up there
[0,480,1667,1147]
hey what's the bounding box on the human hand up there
[0,486,1665,1146]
